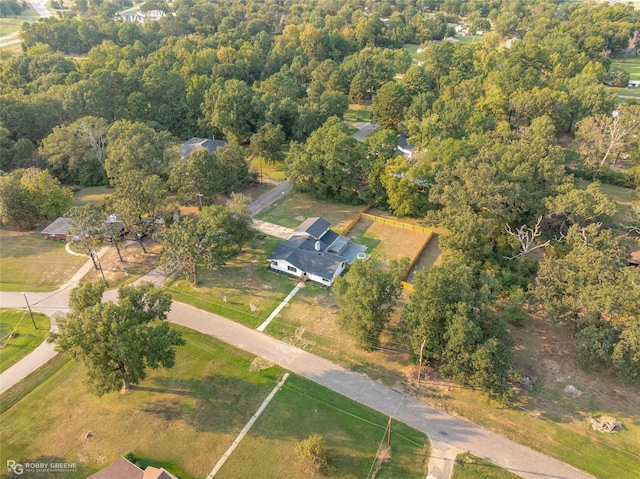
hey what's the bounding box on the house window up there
[271,261,278,267]
[287,265,297,273]
[322,278,330,283]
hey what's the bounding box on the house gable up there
[268,217,366,286]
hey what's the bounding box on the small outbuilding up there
[41,217,72,241]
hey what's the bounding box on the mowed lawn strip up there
[216,374,429,479]
[254,192,364,231]
[0,228,87,292]
[451,453,521,479]
[1,327,428,479]
[165,236,295,328]
[0,327,284,479]
[0,308,50,373]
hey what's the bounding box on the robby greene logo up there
[7,460,77,475]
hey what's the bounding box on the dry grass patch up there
[269,283,413,387]
[346,218,429,267]
[255,192,364,231]
[0,228,87,292]
[81,238,162,288]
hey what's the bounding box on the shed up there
[41,217,71,241]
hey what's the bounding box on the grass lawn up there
[72,185,114,206]
[267,281,413,387]
[0,327,428,479]
[254,191,365,232]
[577,180,637,224]
[81,238,163,289]
[451,453,521,479]
[344,105,373,122]
[0,308,50,373]
[165,235,295,328]
[404,43,420,63]
[248,155,287,182]
[345,217,430,267]
[0,5,41,35]
[0,227,88,292]
[456,35,483,44]
[218,374,429,479]
[611,56,640,78]
[405,233,442,283]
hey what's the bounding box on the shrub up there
[295,433,329,473]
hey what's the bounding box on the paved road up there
[0,184,598,479]
[348,121,378,142]
[0,283,596,479]
[249,180,291,216]
[27,0,51,17]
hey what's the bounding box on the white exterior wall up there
[269,260,303,279]
[270,260,346,286]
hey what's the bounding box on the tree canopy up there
[49,281,184,395]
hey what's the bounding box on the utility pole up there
[23,293,37,329]
[417,338,426,384]
[196,192,203,209]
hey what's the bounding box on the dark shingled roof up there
[88,458,143,479]
[41,217,71,236]
[181,137,227,158]
[269,240,346,278]
[293,217,330,240]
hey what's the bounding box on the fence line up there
[340,211,434,291]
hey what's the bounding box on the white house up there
[268,217,367,286]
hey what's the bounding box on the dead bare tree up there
[505,216,550,259]
[76,120,107,168]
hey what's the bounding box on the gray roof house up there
[180,137,227,159]
[268,217,367,286]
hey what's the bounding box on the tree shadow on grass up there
[136,372,281,434]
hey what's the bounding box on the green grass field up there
[165,236,295,328]
[577,180,637,224]
[72,185,114,206]
[0,326,429,479]
[0,227,87,292]
[0,5,41,36]
[0,308,50,373]
[254,192,364,232]
[248,155,287,182]
[451,453,521,479]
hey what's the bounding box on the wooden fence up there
[340,211,433,291]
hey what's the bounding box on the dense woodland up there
[1,0,640,399]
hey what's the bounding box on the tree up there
[66,204,105,272]
[105,120,174,183]
[372,81,411,131]
[201,78,261,144]
[332,258,405,350]
[249,123,286,171]
[40,116,108,186]
[49,281,184,395]
[286,117,366,202]
[401,261,511,399]
[106,172,169,253]
[295,434,329,473]
[574,105,640,173]
[155,209,237,285]
[0,168,72,230]
[545,182,618,227]
[0,173,38,230]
